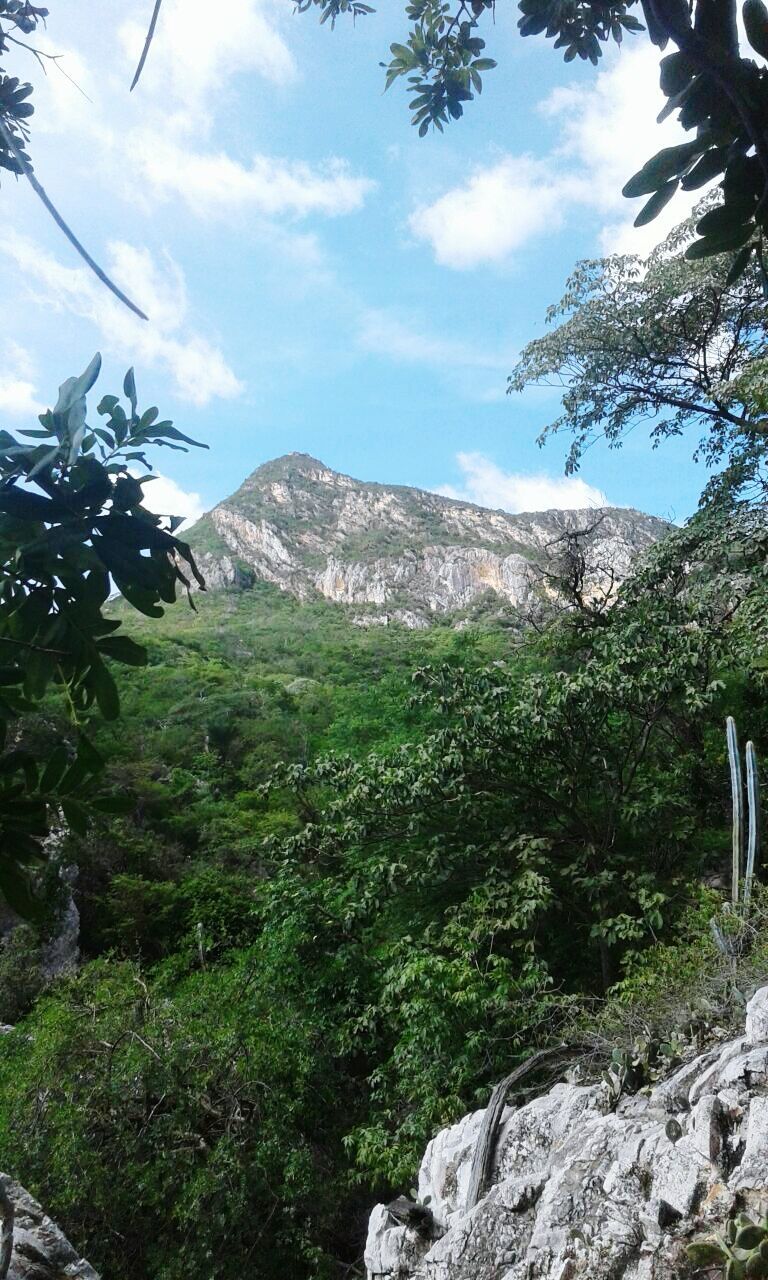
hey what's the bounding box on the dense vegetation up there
[0,498,766,1278]
[1,225,768,1278]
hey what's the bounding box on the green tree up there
[509,213,768,501]
[296,0,768,268]
[0,352,204,912]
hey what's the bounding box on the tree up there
[0,352,205,913]
[508,211,768,501]
[296,0,768,271]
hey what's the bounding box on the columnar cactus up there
[745,741,761,909]
[727,716,745,905]
[724,719,761,908]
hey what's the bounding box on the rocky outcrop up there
[365,987,768,1279]
[1,1176,100,1279]
[187,454,669,626]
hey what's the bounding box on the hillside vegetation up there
[1,219,768,1280]
[0,501,766,1279]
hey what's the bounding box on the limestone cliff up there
[365,986,768,1280]
[186,454,669,627]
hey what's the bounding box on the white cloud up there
[409,157,571,270]
[358,309,514,370]
[28,1,371,230]
[436,451,610,513]
[133,137,374,219]
[3,236,243,408]
[410,44,699,268]
[134,471,206,530]
[0,344,43,417]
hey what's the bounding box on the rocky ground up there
[366,986,768,1279]
[1,1179,99,1280]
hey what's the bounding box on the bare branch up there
[130,0,165,91]
[0,116,149,321]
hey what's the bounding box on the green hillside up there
[2,505,768,1280]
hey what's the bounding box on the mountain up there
[186,453,670,627]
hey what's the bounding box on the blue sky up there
[2,0,707,524]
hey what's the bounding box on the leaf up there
[726,242,756,285]
[89,659,121,720]
[686,1239,728,1267]
[39,745,71,793]
[90,794,135,815]
[53,353,102,426]
[685,223,754,260]
[680,146,728,191]
[634,179,679,227]
[622,137,709,198]
[0,486,67,521]
[123,367,138,417]
[97,635,148,666]
[0,859,44,920]
[60,796,89,835]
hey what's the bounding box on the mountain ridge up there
[186,454,670,627]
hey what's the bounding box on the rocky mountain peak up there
[186,456,670,628]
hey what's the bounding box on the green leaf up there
[0,859,44,920]
[622,138,709,198]
[686,1239,727,1267]
[123,367,138,417]
[89,660,121,721]
[725,242,756,286]
[39,745,71,793]
[60,797,89,835]
[97,635,148,666]
[634,179,679,227]
[685,223,754,260]
[90,794,135,815]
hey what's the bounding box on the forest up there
[1,0,768,1272]
[1,226,768,1271]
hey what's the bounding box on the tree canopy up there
[509,211,768,501]
[0,354,204,912]
[296,0,768,274]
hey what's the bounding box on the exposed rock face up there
[365,987,768,1279]
[188,454,669,626]
[1,1176,100,1279]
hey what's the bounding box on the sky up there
[1,0,711,525]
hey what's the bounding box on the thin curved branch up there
[0,117,149,322]
[130,0,164,92]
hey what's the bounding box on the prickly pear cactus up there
[688,1209,768,1279]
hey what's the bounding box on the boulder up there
[365,986,768,1279]
[1,1177,100,1279]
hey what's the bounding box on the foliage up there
[0,955,363,1280]
[294,0,768,262]
[0,1,46,177]
[2,496,768,1276]
[509,214,768,497]
[0,923,44,1023]
[0,353,204,912]
[688,1208,768,1278]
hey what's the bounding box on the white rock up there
[746,985,768,1043]
[2,1176,101,1279]
[364,997,768,1280]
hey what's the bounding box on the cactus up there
[687,1209,768,1279]
[724,719,761,908]
[745,741,761,909]
[727,716,745,905]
